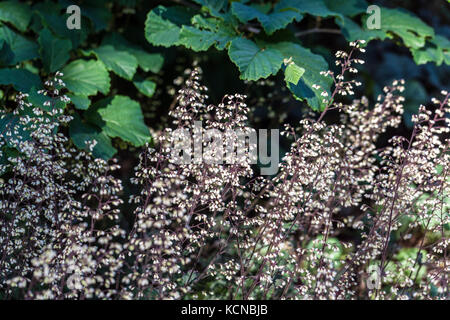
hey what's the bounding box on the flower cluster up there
[0,75,125,299]
[122,67,260,299]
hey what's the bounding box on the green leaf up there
[430,34,450,65]
[276,0,342,20]
[131,51,164,73]
[179,26,218,51]
[83,45,138,80]
[62,59,110,96]
[67,93,90,110]
[188,15,237,50]
[194,0,234,20]
[271,42,332,111]
[284,62,305,85]
[324,0,368,17]
[192,0,227,16]
[38,28,72,73]
[69,113,116,160]
[21,61,39,75]
[191,14,220,30]
[0,25,39,64]
[444,52,450,65]
[336,17,387,43]
[411,45,444,66]
[179,25,236,51]
[134,77,156,97]
[0,39,14,66]
[102,33,164,73]
[0,68,42,92]
[231,2,303,35]
[432,35,450,51]
[0,1,32,32]
[228,38,284,81]
[379,8,434,49]
[93,96,151,146]
[145,5,194,47]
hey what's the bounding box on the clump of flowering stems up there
[0,74,125,299]
[122,64,259,299]
[125,41,448,300]
[0,42,448,300]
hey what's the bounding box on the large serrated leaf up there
[0,68,42,92]
[192,0,227,15]
[411,46,444,66]
[179,25,236,51]
[228,38,284,81]
[133,77,156,97]
[0,25,39,65]
[188,15,237,50]
[62,60,110,96]
[83,45,138,80]
[379,8,434,49]
[131,50,163,73]
[324,0,368,17]
[412,35,450,66]
[38,28,71,73]
[179,26,218,51]
[102,33,164,73]
[231,2,303,35]
[67,93,90,110]
[431,35,450,65]
[145,6,194,47]
[0,1,32,32]
[432,35,450,51]
[271,42,332,111]
[194,0,234,20]
[0,40,13,66]
[276,0,342,20]
[93,95,151,146]
[336,17,387,43]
